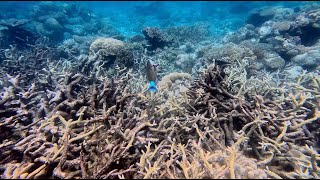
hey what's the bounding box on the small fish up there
[146,60,158,92]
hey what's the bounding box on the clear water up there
[0,1,315,39]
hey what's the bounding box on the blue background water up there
[0,1,315,39]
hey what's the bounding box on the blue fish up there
[146,60,158,93]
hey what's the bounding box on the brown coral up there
[87,37,134,75]
[1,30,320,180]
[89,37,125,55]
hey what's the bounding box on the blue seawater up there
[0,1,315,42]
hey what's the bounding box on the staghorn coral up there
[136,137,267,179]
[1,6,320,178]
[0,46,320,179]
[223,58,278,98]
[120,62,320,179]
[236,70,320,179]
[184,62,320,179]
[0,39,56,84]
[0,67,141,179]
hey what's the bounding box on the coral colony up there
[0,1,320,179]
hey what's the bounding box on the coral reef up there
[0,1,320,180]
[224,3,320,71]
[291,49,320,68]
[1,51,319,178]
[80,37,135,78]
[90,37,125,56]
[165,22,211,45]
[0,18,36,49]
[247,6,280,27]
[142,27,171,51]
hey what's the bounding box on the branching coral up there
[223,58,284,99]
[0,72,137,179]
[0,20,320,180]
[0,55,145,178]
[137,136,267,179]
[233,70,320,178]
[183,62,320,179]
[2,2,320,180]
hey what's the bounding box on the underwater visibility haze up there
[0,1,320,179]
